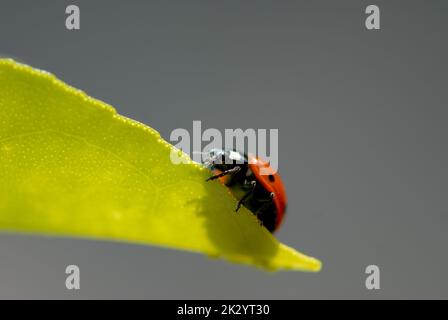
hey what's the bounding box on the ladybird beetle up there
[203,149,287,233]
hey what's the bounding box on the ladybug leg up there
[206,166,241,182]
[255,192,275,226]
[235,180,257,212]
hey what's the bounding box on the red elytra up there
[248,155,287,231]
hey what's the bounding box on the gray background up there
[0,0,447,299]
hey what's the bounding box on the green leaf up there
[0,59,321,272]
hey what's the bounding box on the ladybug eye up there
[268,174,275,182]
